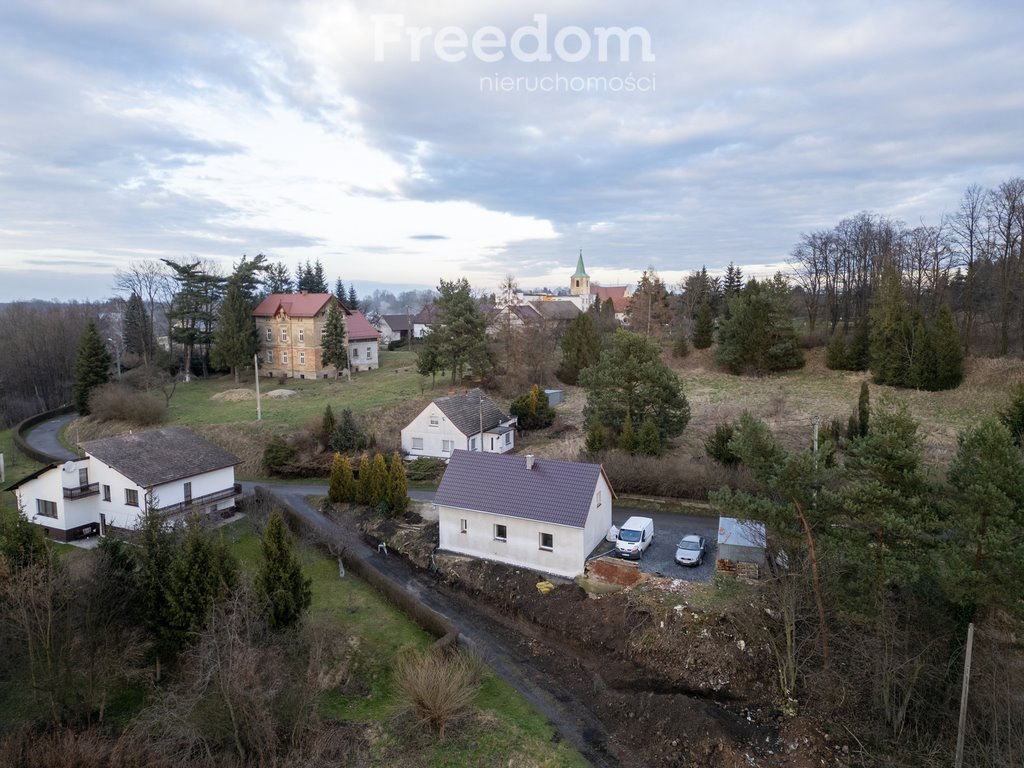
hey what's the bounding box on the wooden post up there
[254,354,262,421]
[954,622,975,768]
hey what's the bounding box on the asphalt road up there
[607,506,720,582]
[22,411,79,461]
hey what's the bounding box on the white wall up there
[88,458,152,530]
[438,505,586,578]
[149,466,237,514]
[582,474,614,555]
[401,404,469,458]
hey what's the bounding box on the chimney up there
[525,454,535,470]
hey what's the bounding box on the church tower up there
[570,250,590,296]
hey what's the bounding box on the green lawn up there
[223,517,586,767]
[0,427,45,513]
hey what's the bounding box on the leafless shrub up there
[394,648,482,740]
[0,726,177,768]
[89,383,167,425]
[799,329,831,349]
[600,451,757,500]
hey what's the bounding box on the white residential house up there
[401,388,516,459]
[5,427,241,542]
[434,451,615,578]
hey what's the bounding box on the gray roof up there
[380,314,411,332]
[531,300,580,321]
[434,388,510,437]
[82,427,240,488]
[435,451,612,528]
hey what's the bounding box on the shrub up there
[406,457,447,483]
[584,421,607,454]
[509,384,556,431]
[263,436,297,476]
[601,451,758,499]
[672,332,690,358]
[88,383,167,425]
[825,327,847,370]
[395,649,481,740]
[636,415,662,456]
[704,422,739,466]
[330,408,368,452]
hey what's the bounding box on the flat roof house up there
[434,450,615,578]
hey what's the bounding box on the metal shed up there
[716,517,766,578]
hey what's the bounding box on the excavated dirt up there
[360,516,848,767]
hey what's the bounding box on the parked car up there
[615,516,655,560]
[675,534,706,567]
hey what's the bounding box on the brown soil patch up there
[211,388,256,401]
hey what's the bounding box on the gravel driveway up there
[609,507,720,583]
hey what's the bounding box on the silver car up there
[675,534,706,567]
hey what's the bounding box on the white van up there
[615,516,655,560]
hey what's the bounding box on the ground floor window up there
[412,437,424,450]
[442,439,453,453]
[125,488,139,507]
[539,532,553,551]
[36,499,58,518]
[494,524,507,541]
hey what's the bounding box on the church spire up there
[570,249,591,297]
[572,249,589,279]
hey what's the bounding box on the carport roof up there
[434,450,615,529]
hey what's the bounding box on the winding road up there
[22,410,79,461]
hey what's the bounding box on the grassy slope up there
[223,517,586,767]
[0,427,45,513]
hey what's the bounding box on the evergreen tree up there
[328,452,345,503]
[825,326,847,370]
[330,408,366,452]
[123,292,154,364]
[617,409,636,454]
[163,258,225,377]
[328,453,356,503]
[907,311,936,390]
[509,384,556,430]
[433,277,493,384]
[334,278,346,305]
[580,330,690,449]
[715,275,803,375]
[256,511,312,631]
[262,261,293,295]
[636,415,663,456]
[691,299,714,349]
[73,320,111,414]
[870,266,914,387]
[164,517,238,644]
[346,284,359,310]
[931,304,963,390]
[558,310,602,384]
[320,405,336,446]
[370,454,389,508]
[847,315,871,371]
[355,454,372,506]
[415,334,444,385]
[721,262,744,319]
[210,279,258,382]
[584,421,607,454]
[311,260,328,293]
[387,452,409,515]
[999,380,1024,447]
[672,331,690,358]
[626,267,672,340]
[321,302,348,372]
[858,382,870,438]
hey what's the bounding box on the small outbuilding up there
[715,517,767,578]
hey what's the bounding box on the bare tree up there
[949,184,993,354]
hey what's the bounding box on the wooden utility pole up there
[954,622,975,768]
[254,353,262,421]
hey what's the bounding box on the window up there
[282,351,289,364]
[504,432,511,446]
[490,437,495,450]
[412,437,424,450]
[460,518,467,533]
[78,467,89,487]
[365,345,372,358]
[470,437,476,450]
[299,351,305,365]
[539,532,553,551]
[280,328,288,342]
[494,524,507,541]
[429,413,439,427]
[442,439,453,453]
[184,482,192,503]
[36,499,58,518]
[265,328,272,342]
[124,489,139,507]
[353,346,359,358]
[597,490,602,507]
[266,350,273,363]
[102,484,110,502]
[298,328,305,343]
[320,327,326,340]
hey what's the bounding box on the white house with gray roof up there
[5,427,240,542]
[434,450,615,578]
[401,388,517,459]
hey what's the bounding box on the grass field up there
[0,427,45,514]
[222,517,587,767]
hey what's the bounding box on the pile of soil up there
[211,388,256,401]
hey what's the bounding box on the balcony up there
[63,483,100,500]
[155,484,241,517]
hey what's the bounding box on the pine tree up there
[931,304,963,390]
[355,454,372,505]
[346,285,359,310]
[999,380,1024,447]
[558,310,602,385]
[584,421,607,454]
[123,292,154,364]
[211,278,258,382]
[370,454,389,508]
[825,326,848,370]
[256,511,312,631]
[636,415,663,456]
[73,320,111,414]
[387,452,409,515]
[691,299,714,349]
[321,303,347,372]
[618,409,637,453]
[858,382,870,438]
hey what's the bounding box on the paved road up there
[22,411,79,461]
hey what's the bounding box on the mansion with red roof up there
[252,292,380,377]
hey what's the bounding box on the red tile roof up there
[252,293,337,318]
[591,285,631,313]
[345,309,380,341]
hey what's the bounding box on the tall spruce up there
[334,278,346,304]
[256,511,312,631]
[558,310,602,384]
[123,292,154,364]
[73,320,111,414]
[931,304,963,390]
[164,517,238,645]
[346,284,359,310]
[433,277,493,384]
[691,299,714,349]
[321,303,347,372]
[715,275,803,375]
[211,279,257,382]
[262,261,293,295]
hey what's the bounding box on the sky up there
[1,0,1022,302]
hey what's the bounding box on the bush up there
[1000,380,1024,447]
[406,457,447,484]
[672,332,690,358]
[330,408,368,452]
[704,422,739,466]
[395,649,481,740]
[88,383,167,425]
[601,451,758,500]
[509,384,556,431]
[263,435,297,476]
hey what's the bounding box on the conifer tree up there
[320,405,336,446]
[346,284,359,310]
[715,276,803,375]
[321,303,347,372]
[328,452,345,503]
[256,511,312,630]
[825,326,847,370]
[262,261,293,295]
[847,316,871,371]
[73,320,111,414]
[558,310,602,384]
[931,304,963,390]
[858,382,870,438]
[618,408,637,454]
[387,452,409,515]
[999,380,1024,447]
[370,453,389,508]
[672,331,690,358]
[334,278,346,305]
[691,299,714,349]
[123,292,154,364]
[164,517,237,643]
[584,421,607,454]
[211,279,257,382]
[355,454,372,505]
[637,415,663,456]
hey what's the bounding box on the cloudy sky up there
[1,0,1022,302]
